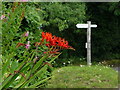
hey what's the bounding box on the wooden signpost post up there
[76,21,97,65]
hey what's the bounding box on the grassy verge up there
[99,59,120,67]
[47,65,118,88]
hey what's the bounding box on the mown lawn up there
[47,65,118,88]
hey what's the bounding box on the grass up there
[46,65,118,88]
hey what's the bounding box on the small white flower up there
[63,63,65,65]
[80,65,84,67]
[68,61,70,63]
[98,80,101,82]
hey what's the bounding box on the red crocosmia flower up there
[46,33,52,42]
[42,32,46,39]
[68,46,75,51]
[46,44,50,47]
[42,32,53,42]
[40,32,75,54]
[43,62,52,67]
[50,41,56,46]
[63,41,68,48]
[35,42,43,46]
[44,49,60,54]
[50,51,60,54]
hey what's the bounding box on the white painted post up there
[87,21,91,66]
[76,21,97,66]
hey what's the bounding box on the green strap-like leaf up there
[3,74,18,88]
[49,53,61,64]
[2,59,10,76]
[28,77,51,88]
[2,75,13,88]
[19,65,48,88]
[2,53,31,88]
[32,54,48,73]
[14,71,31,88]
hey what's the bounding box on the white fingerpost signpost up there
[76,21,97,66]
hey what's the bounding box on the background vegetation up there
[2,2,120,65]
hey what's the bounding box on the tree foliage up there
[87,2,120,61]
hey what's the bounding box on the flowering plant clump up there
[2,2,75,88]
[2,31,75,89]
